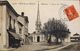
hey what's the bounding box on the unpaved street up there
[12,42,63,51]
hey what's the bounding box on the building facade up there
[31,33,45,42]
[17,12,29,44]
[0,0,29,50]
[70,33,80,42]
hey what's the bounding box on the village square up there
[0,0,80,51]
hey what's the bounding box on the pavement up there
[58,42,80,51]
[11,42,77,51]
[0,48,15,51]
[0,42,78,51]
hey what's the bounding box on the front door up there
[37,36,40,42]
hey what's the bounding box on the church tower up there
[36,1,41,33]
[32,1,45,42]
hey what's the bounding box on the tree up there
[42,18,70,44]
[42,18,55,43]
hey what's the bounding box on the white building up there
[0,0,29,50]
[0,0,22,50]
[31,33,45,42]
[70,33,80,42]
[31,1,45,42]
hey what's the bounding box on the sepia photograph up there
[0,0,80,51]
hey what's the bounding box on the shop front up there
[7,30,22,48]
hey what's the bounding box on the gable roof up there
[19,15,29,23]
[73,33,80,36]
[0,1,19,17]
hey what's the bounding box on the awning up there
[8,31,22,40]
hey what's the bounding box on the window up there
[9,16,11,24]
[19,28,22,34]
[9,16,12,29]
[14,19,15,29]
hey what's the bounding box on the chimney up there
[21,12,24,16]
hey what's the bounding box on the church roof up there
[35,1,42,32]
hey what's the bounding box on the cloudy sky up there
[7,0,80,36]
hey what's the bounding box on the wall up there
[17,16,29,44]
[0,4,19,49]
[0,4,3,49]
[0,5,9,49]
[17,17,25,44]
[32,34,45,42]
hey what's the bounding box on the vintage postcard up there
[0,0,80,51]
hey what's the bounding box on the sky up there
[7,0,80,36]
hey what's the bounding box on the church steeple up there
[36,1,41,33]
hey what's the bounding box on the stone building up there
[31,1,45,42]
[17,12,29,44]
[0,0,21,49]
[0,0,29,50]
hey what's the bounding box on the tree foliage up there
[42,18,70,44]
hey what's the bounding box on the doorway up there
[37,36,40,42]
